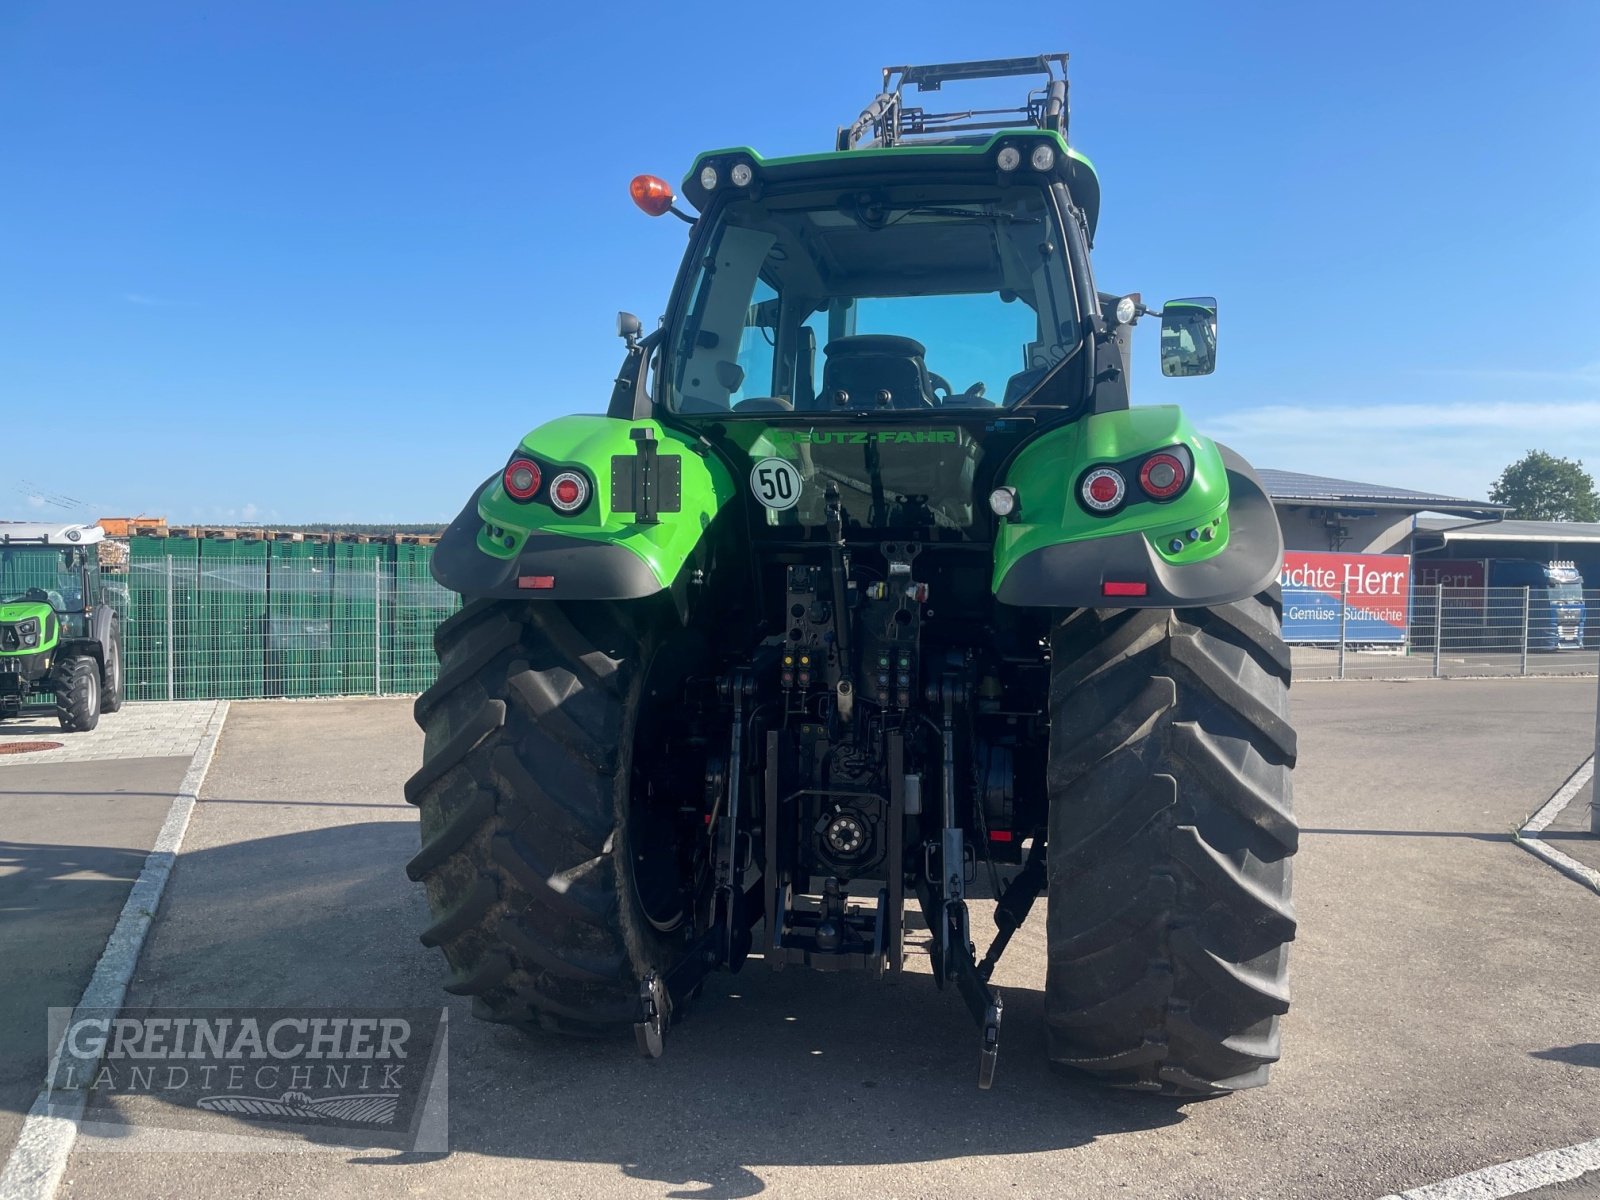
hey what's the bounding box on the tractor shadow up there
[457,968,1191,1199]
[24,820,1191,1196]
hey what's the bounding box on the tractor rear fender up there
[430,416,736,602]
[87,605,117,659]
[992,407,1283,608]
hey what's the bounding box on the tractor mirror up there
[1159,297,1217,377]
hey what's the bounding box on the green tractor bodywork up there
[439,402,1278,610]
[0,524,125,730]
[414,55,1295,1097]
[436,416,736,603]
[433,108,1279,609]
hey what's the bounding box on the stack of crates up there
[195,534,267,699]
[266,536,336,697]
[333,537,384,695]
[116,530,454,701]
[126,535,198,701]
[388,539,452,693]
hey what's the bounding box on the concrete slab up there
[50,679,1600,1200]
[0,756,192,1163]
[0,703,223,766]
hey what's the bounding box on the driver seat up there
[815,335,936,410]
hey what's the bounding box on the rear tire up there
[56,655,101,732]
[101,625,124,714]
[405,597,700,1033]
[1043,589,1297,1096]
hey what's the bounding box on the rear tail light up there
[1080,467,1126,513]
[1139,452,1187,500]
[547,470,591,514]
[503,458,541,501]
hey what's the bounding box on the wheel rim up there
[86,668,99,717]
[626,637,715,935]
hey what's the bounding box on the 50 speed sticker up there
[749,458,802,511]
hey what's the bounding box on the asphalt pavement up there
[17,679,1600,1200]
[0,756,191,1164]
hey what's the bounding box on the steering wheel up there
[930,372,988,406]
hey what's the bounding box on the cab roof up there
[0,522,105,546]
[681,131,1102,240]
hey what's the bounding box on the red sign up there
[1278,551,1411,638]
[1412,558,1486,589]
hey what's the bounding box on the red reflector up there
[553,478,580,506]
[517,575,556,590]
[988,830,1014,843]
[1102,580,1149,597]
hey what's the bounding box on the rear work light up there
[547,470,590,514]
[1139,452,1187,500]
[1080,467,1126,513]
[503,458,541,501]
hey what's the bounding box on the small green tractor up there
[0,523,125,731]
[407,54,1297,1095]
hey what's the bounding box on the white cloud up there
[1206,397,1600,501]
[26,494,46,509]
[241,502,259,521]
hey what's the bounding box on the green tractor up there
[407,54,1296,1095]
[0,523,126,731]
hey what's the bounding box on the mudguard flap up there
[430,480,667,601]
[429,415,735,602]
[995,444,1283,609]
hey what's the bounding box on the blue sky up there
[3,1,1597,524]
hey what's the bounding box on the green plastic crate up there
[267,539,336,698]
[388,544,451,694]
[332,541,384,695]
[195,537,267,699]
[125,538,198,701]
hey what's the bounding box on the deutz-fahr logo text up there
[786,429,959,445]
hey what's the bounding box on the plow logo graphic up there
[199,1089,400,1124]
[1279,551,1411,643]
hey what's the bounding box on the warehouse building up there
[1259,466,1599,580]
[1413,517,1600,588]
[1259,469,1507,554]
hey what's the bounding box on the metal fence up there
[1290,586,1598,681]
[121,554,457,701]
[103,565,1597,700]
